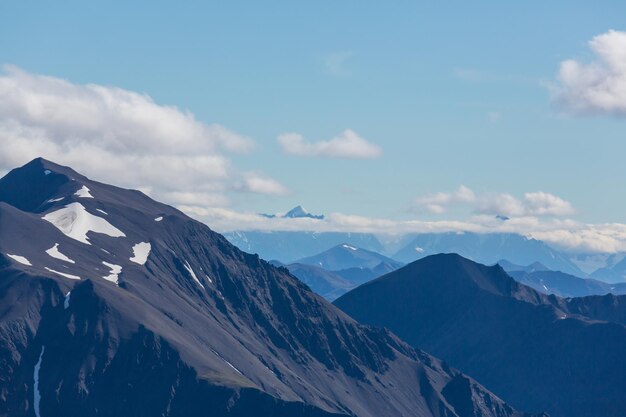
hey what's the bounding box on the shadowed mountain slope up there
[335,253,626,417]
[506,268,626,297]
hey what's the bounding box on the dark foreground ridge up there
[0,159,544,417]
[335,253,626,417]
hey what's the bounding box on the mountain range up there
[272,245,404,300]
[226,230,626,283]
[591,255,626,283]
[335,253,626,417]
[224,231,385,263]
[0,158,542,417]
[296,244,403,271]
[500,260,626,297]
[393,232,585,277]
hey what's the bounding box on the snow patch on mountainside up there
[6,254,32,266]
[74,185,93,198]
[154,216,163,222]
[96,209,108,215]
[64,291,71,309]
[184,260,205,289]
[33,346,45,417]
[102,261,122,284]
[44,267,80,280]
[45,244,75,264]
[42,203,126,244]
[223,358,242,375]
[342,244,357,251]
[130,242,151,265]
[211,349,242,375]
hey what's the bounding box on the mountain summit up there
[296,243,403,271]
[0,159,542,417]
[283,205,324,219]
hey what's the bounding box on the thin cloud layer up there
[0,66,287,205]
[553,30,626,116]
[181,205,626,254]
[414,186,575,217]
[277,129,382,159]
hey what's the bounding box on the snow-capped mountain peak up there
[283,205,325,219]
[284,205,309,217]
[259,205,325,220]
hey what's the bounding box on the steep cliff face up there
[0,158,542,417]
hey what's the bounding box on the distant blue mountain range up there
[226,229,589,277]
[224,230,384,263]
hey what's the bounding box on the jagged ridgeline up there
[0,158,545,417]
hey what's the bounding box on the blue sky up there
[1,1,626,251]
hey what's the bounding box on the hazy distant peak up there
[259,205,325,220]
[283,205,325,219]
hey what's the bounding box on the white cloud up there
[476,192,575,217]
[552,30,626,116]
[415,187,575,218]
[415,186,476,214]
[523,192,575,216]
[180,204,626,254]
[162,191,230,207]
[0,66,287,205]
[234,173,290,196]
[475,193,525,217]
[277,129,382,159]
[4,68,625,255]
